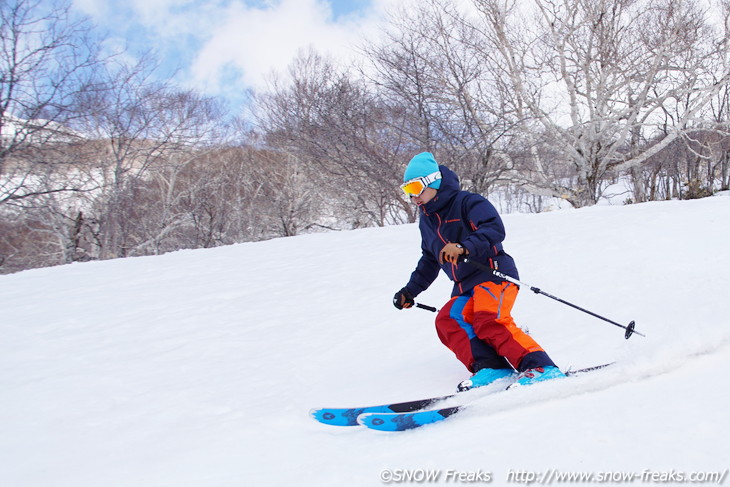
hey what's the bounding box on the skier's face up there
[411,187,437,206]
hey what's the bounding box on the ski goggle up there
[400,171,442,197]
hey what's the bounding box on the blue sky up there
[70,0,406,114]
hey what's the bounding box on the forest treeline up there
[2,0,729,273]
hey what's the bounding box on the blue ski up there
[355,363,614,432]
[310,393,456,427]
[357,406,462,431]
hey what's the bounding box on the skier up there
[393,152,564,390]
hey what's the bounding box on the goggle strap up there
[400,171,442,196]
[423,171,442,186]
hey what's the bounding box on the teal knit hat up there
[403,152,442,190]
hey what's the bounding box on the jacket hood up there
[421,165,460,214]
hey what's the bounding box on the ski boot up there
[457,368,515,392]
[512,366,566,387]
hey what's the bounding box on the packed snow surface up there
[2,195,729,486]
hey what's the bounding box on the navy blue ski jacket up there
[405,165,519,298]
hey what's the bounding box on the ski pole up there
[415,302,438,312]
[463,257,644,339]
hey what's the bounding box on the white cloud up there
[72,0,415,106]
[189,0,383,95]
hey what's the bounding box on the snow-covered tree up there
[474,0,730,206]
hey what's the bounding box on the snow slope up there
[2,195,730,487]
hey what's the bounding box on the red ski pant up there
[435,281,546,372]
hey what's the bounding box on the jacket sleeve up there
[405,241,441,297]
[459,194,506,261]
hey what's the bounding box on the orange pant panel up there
[436,281,545,371]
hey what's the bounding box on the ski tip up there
[309,408,326,424]
[310,407,341,425]
[309,407,366,427]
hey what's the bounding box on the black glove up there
[393,287,415,310]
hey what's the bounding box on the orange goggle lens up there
[400,179,427,196]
